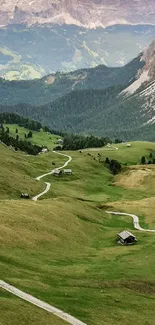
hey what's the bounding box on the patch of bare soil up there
[115,167,154,189]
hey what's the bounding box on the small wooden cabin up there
[64,169,72,175]
[54,169,62,177]
[21,193,30,199]
[117,231,137,245]
[56,139,63,145]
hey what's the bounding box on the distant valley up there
[1,24,155,79]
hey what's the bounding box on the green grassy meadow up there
[1,138,155,324]
[0,289,68,325]
[0,143,66,199]
[5,124,59,149]
[85,141,155,165]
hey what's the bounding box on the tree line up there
[141,153,155,165]
[61,134,112,151]
[0,127,42,155]
[0,112,65,137]
[105,157,122,175]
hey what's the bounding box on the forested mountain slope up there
[0,85,154,141]
[1,41,155,140]
[0,54,143,105]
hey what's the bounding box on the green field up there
[1,138,155,325]
[0,289,68,325]
[5,124,60,150]
[0,144,66,199]
[85,141,155,165]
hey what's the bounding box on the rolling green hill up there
[0,142,66,199]
[4,124,60,150]
[1,137,155,325]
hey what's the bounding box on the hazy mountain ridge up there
[0,53,143,105]
[1,24,155,79]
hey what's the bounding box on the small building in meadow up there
[54,169,62,177]
[117,231,137,245]
[64,169,72,175]
[41,148,48,153]
[21,193,30,199]
[56,139,63,145]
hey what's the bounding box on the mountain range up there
[0,39,155,140]
[1,0,155,28]
[1,1,155,79]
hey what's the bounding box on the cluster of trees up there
[114,139,122,144]
[0,128,42,155]
[0,112,42,131]
[4,126,33,140]
[105,157,122,175]
[26,131,33,138]
[62,134,112,151]
[141,153,155,165]
[0,112,65,138]
[42,125,65,137]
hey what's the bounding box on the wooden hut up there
[54,169,62,177]
[63,169,72,175]
[117,231,137,245]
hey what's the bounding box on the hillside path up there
[106,211,155,232]
[87,145,118,152]
[0,280,87,325]
[32,151,72,201]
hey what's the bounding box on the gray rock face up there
[0,0,155,27]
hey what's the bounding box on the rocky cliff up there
[0,0,155,27]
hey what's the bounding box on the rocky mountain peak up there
[0,0,155,27]
[138,40,155,80]
[122,39,155,95]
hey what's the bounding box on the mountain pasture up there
[1,141,155,324]
[4,124,59,150]
[0,289,68,325]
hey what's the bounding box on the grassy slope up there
[1,199,155,325]
[5,124,59,150]
[0,289,68,325]
[43,142,155,202]
[85,141,155,165]
[1,141,155,324]
[0,143,66,199]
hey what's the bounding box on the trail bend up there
[32,151,72,201]
[106,211,155,232]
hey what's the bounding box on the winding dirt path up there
[0,280,87,325]
[0,152,88,324]
[106,211,155,232]
[32,151,72,201]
